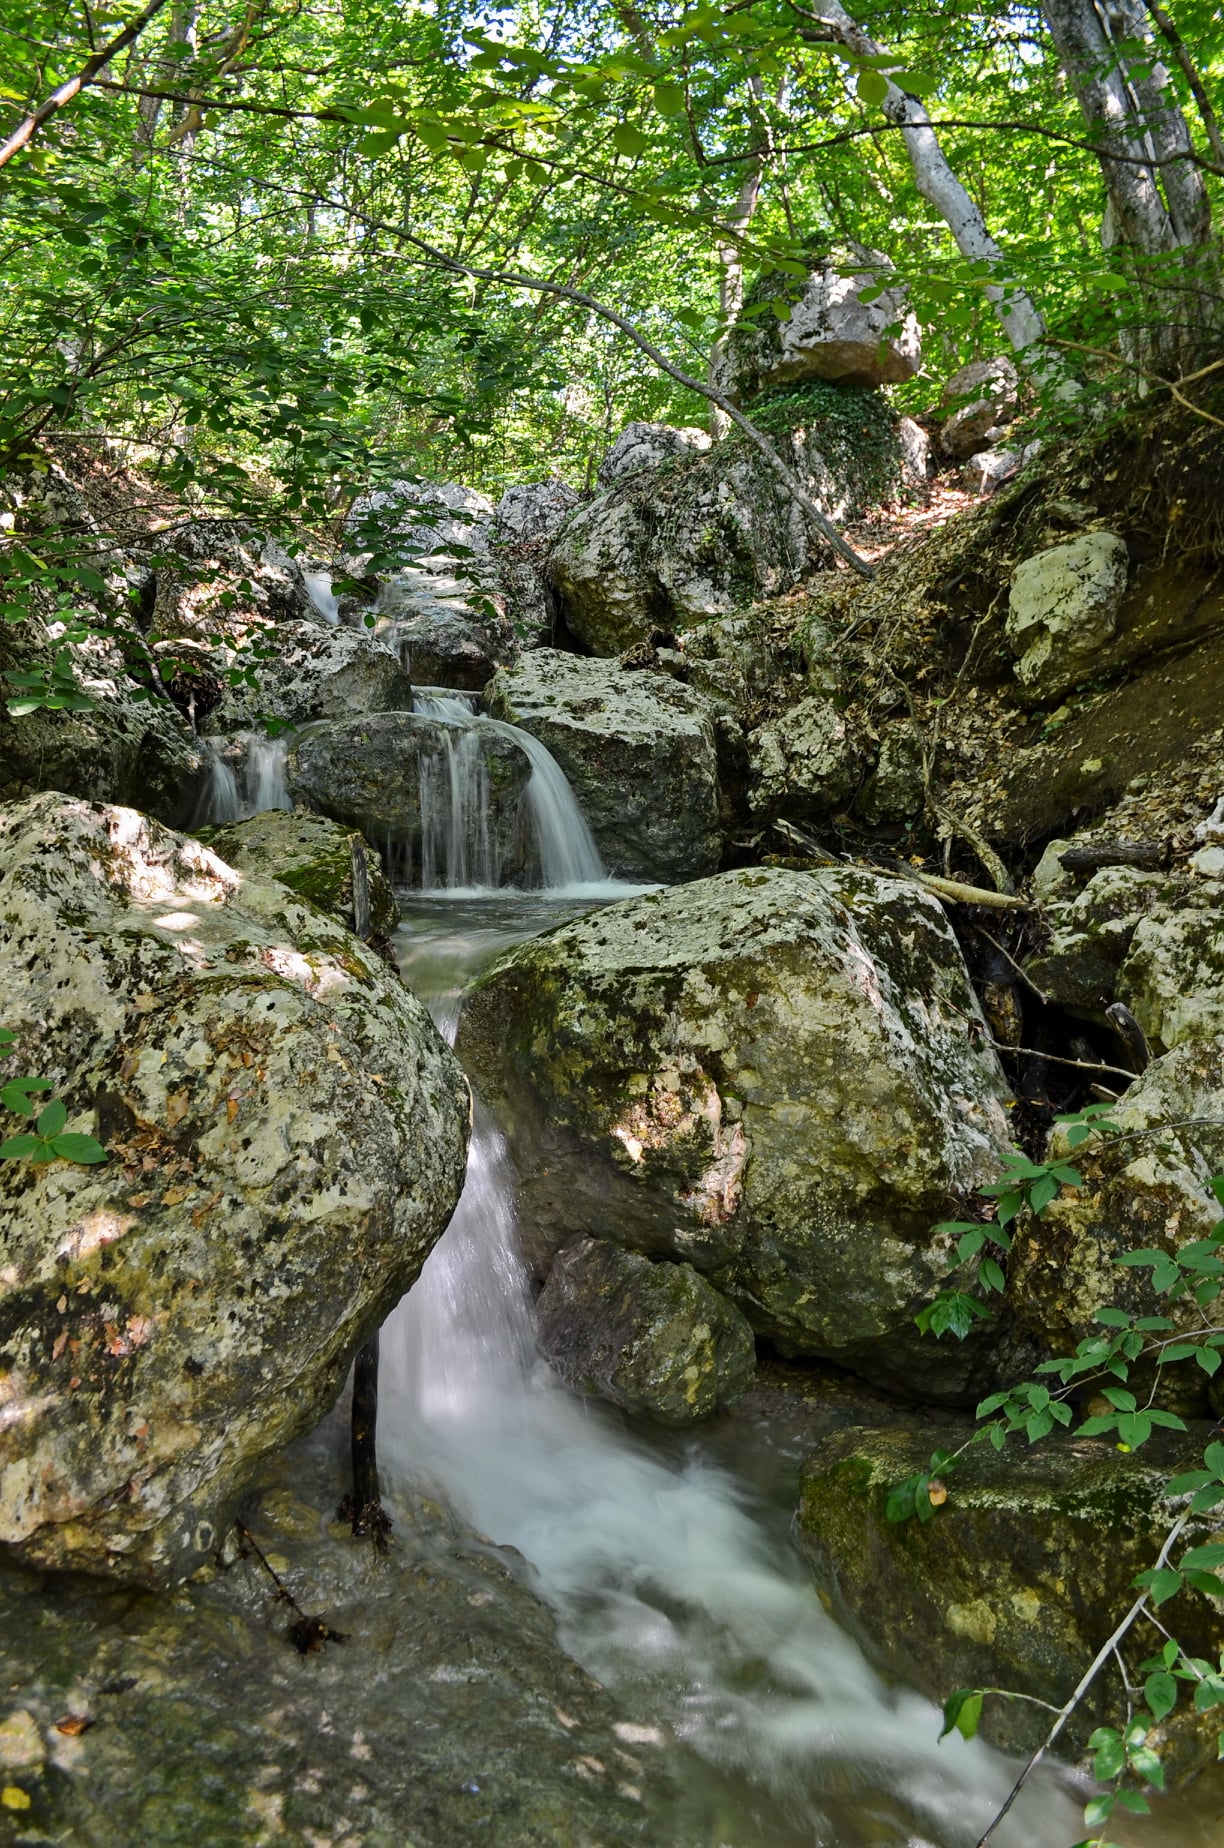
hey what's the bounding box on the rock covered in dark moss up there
[796,1423,1223,1772]
[0,794,468,1583]
[537,1237,755,1423]
[458,866,1015,1400]
[198,807,398,937]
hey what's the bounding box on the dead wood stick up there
[0,0,170,169]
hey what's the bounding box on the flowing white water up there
[409,689,609,893]
[301,568,340,625]
[188,732,291,827]
[381,897,1087,1848]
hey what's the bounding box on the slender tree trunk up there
[136,1,198,148]
[798,2,1048,354]
[709,78,769,436]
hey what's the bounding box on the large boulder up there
[939,357,1020,460]
[457,867,1014,1399]
[747,694,862,821]
[548,387,900,655]
[202,620,414,735]
[797,1423,1222,1768]
[287,711,534,886]
[484,651,721,882]
[490,481,583,639]
[536,1238,755,1424]
[596,422,712,488]
[373,574,515,690]
[1005,532,1130,702]
[717,254,921,400]
[0,618,205,823]
[0,795,468,1582]
[1025,863,1181,1020]
[1117,888,1224,1051]
[1008,1036,1224,1388]
[195,807,399,938]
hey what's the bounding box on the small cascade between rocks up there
[378,749,1086,1848]
[300,568,340,625]
[408,688,610,895]
[189,732,291,828]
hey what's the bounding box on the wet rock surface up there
[0,795,468,1582]
[537,1238,756,1425]
[0,1419,670,1846]
[196,807,399,938]
[796,1423,1223,1769]
[485,651,721,882]
[458,866,1014,1399]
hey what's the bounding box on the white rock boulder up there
[1006,531,1130,701]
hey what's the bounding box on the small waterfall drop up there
[301,568,340,625]
[409,689,617,895]
[189,732,291,827]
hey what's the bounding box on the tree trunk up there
[709,78,770,436]
[799,2,1049,355]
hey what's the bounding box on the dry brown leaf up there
[54,1715,93,1737]
[165,1089,190,1127]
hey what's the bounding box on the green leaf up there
[35,1098,67,1137]
[1114,1788,1150,1815]
[1,1076,52,1116]
[1180,1543,1224,1572]
[1088,1726,1125,1780]
[1167,1470,1214,1495]
[50,1132,107,1164]
[856,68,890,106]
[1127,1744,1164,1787]
[939,1688,983,1741]
[611,124,649,157]
[1095,1306,1132,1328]
[652,82,686,117]
[980,1257,1006,1293]
[1083,1794,1114,1828]
[1134,1567,1183,1605]
[1144,1670,1177,1721]
[0,1133,41,1159]
[1197,1346,1222,1376]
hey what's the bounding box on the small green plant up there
[0,1028,106,1165]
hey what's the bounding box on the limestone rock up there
[374,583,514,690]
[457,867,1014,1399]
[202,620,413,735]
[287,711,534,884]
[897,416,932,486]
[1007,1037,1224,1388]
[963,443,1040,495]
[719,255,921,399]
[939,357,1019,459]
[548,388,900,654]
[1025,864,1178,1019]
[857,722,925,825]
[348,479,495,565]
[0,794,468,1581]
[1006,532,1130,702]
[747,695,861,821]
[1117,894,1224,1051]
[596,422,712,488]
[0,618,205,823]
[537,1238,755,1424]
[797,1424,1221,1768]
[196,807,399,938]
[490,481,583,638]
[485,651,721,882]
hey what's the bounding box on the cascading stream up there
[188,732,291,828]
[380,890,1088,1848]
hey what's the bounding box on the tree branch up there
[0,0,171,170]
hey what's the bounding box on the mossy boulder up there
[197,807,399,937]
[0,794,468,1583]
[797,1424,1223,1771]
[1117,890,1224,1052]
[536,1237,755,1424]
[548,387,900,655]
[457,866,1016,1400]
[1025,864,1179,1021]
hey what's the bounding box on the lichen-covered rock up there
[0,618,205,823]
[857,723,925,825]
[490,481,583,638]
[796,1424,1222,1767]
[718,255,921,399]
[1117,893,1224,1050]
[374,578,515,689]
[0,1415,668,1845]
[596,422,712,488]
[897,416,932,486]
[196,807,399,937]
[457,867,1014,1398]
[1025,864,1179,1019]
[747,694,862,820]
[1005,532,1130,702]
[536,1238,755,1424]
[0,794,468,1582]
[287,711,534,884]
[548,388,900,654]
[939,357,1019,459]
[485,651,721,882]
[1008,1036,1224,1386]
[203,620,414,734]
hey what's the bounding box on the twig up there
[929,800,1015,896]
[974,925,1052,1005]
[974,1510,1191,1847]
[0,0,170,169]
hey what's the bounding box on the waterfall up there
[301,568,340,625]
[409,689,614,895]
[381,900,1085,1848]
[188,732,290,827]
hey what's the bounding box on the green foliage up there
[0,1029,106,1165]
